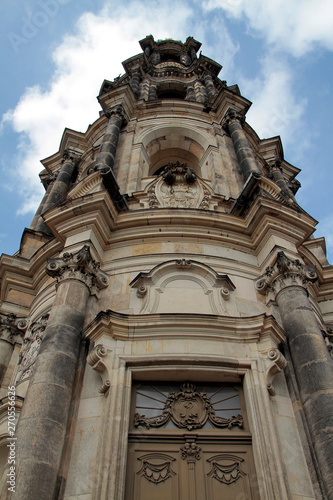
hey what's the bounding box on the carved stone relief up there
[145,161,213,210]
[15,313,49,385]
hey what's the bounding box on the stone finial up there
[0,313,28,345]
[221,108,245,130]
[255,251,317,298]
[101,104,128,125]
[46,245,109,296]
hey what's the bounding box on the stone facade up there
[0,36,332,499]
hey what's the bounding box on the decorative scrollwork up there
[134,383,243,431]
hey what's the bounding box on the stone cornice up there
[255,251,318,299]
[46,245,109,296]
[0,313,28,345]
[84,309,285,346]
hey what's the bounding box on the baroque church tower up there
[0,36,332,500]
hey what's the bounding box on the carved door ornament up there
[207,454,246,485]
[137,453,176,484]
[134,383,243,431]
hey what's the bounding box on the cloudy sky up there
[1,0,333,261]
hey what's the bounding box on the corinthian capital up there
[222,108,245,130]
[101,104,128,125]
[255,251,317,298]
[0,313,28,345]
[46,245,109,296]
[62,149,81,166]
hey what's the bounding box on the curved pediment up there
[130,259,235,315]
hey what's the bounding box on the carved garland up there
[134,383,243,431]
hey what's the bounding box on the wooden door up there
[125,383,259,500]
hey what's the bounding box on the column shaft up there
[277,287,333,499]
[95,111,123,171]
[12,279,89,500]
[223,109,261,182]
[0,341,14,386]
[35,150,79,233]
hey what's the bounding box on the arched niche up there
[130,260,236,315]
[136,125,215,179]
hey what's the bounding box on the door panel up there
[126,441,258,500]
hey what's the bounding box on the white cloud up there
[1,0,194,215]
[238,56,307,145]
[203,0,333,56]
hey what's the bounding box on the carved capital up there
[0,313,28,345]
[266,348,287,396]
[267,158,282,175]
[102,104,128,126]
[87,344,111,395]
[255,251,317,299]
[46,245,109,296]
[222,108,245,130]
[62,149,81,166]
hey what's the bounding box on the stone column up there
[185,85,196,101]
[203,74,216,100]
[256,252,333,499]
[267,158,296,203]
[35,150,81,233]
[0,314,27,386]
[30,172,57,230]
[94,104,127,173]
[129,71,141,99]
[222,108,261,182]
[8,246,108,500]
[180,50,191,66]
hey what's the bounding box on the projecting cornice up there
[84,309,285,346]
